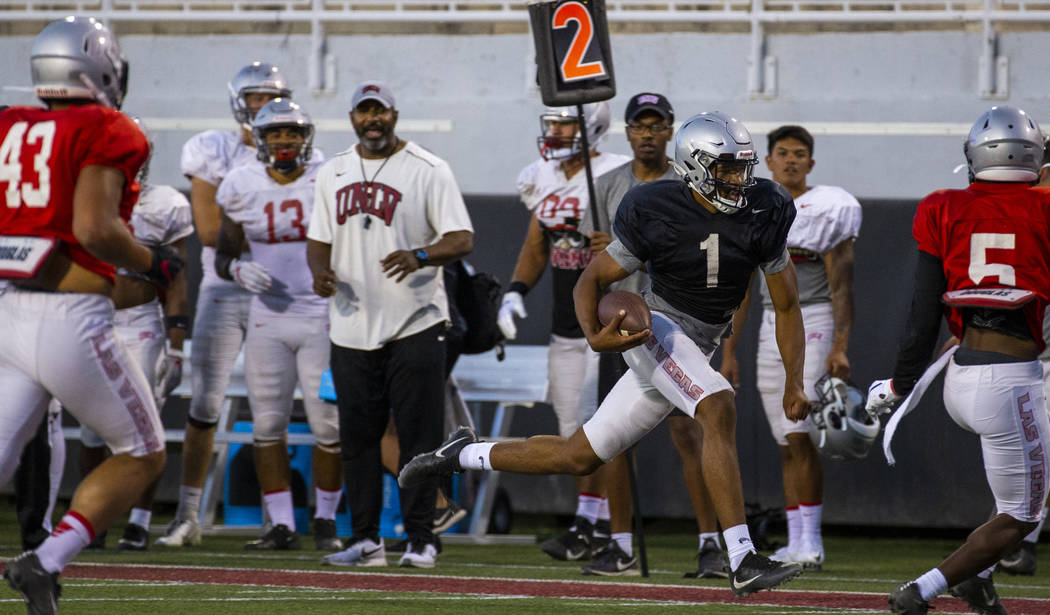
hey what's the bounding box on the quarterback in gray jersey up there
[721,125,861,571]
[400,112,810,597]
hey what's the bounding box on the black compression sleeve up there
[891,250,947,395]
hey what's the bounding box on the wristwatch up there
[414,248,429,267]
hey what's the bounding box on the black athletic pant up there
[15,417,53,551]
[331,323,446,543]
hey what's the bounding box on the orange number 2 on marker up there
[552,1,607,82]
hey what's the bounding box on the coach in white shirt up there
[306,81,474,569]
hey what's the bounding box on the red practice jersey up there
[0,105,149,281]
[913,182,1050,351]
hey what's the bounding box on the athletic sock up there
[799,501,823,550]
[128,508,151,529]
[723,523,756,571]
[576,493,602,525]
[785,506,801,548]
[263,489,295,531]
[915,568,948,601]
[612,532,633,557]
[598,497,610,522]
[315,487,342,520]
[699,532,721,550]
[177,485,203,521]
[458,442,496,470]
[36,511,94,574]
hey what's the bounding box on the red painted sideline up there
[58,564,1047,614]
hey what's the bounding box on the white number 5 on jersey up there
[969,232,1015,285]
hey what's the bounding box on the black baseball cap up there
[625,92,674,123]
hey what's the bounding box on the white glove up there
[497,291,527,340]
[865,378,903,417]
[231,259,272,294]
[154,347,184,403]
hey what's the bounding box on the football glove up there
[865,379,903,417]
[145,244,184,288]
[230,259,272,294]
[154,347,184,403]
[497,291,527,340]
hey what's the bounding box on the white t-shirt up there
[217,161,329,317]
[307,141,474,350]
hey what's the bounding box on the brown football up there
[598,291,652,336]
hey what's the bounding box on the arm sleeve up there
[306,167,333,244]
[891,250,947,394]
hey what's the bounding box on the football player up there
[0,17,180,612]
[158,61,299,547]
[868,105,1050,615]
[497,102,630,561]
[401,112,809,596]
[721,125,862,570]
[75,115,193,551]
[214,99,342,552]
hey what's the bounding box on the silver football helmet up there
[31,17,129,109]
[808,374,881,461]
[537,101,611,161]
[228,62,292,127]
[671,112,757,214]
[251,99,314,173]
[964,105,1044,183]
[128,114,153,183]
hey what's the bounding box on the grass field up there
[2,510,1048,614]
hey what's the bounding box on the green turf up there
[2,510,1049,613]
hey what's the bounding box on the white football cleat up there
[769,545,798,563]
[793,544,825,570]
[154,517,202,547]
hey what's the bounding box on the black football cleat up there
[244,524,301,551]
[398,427,477,488]
[3,551,60,615]
[116,523,149,552]
[541,516,593,561]
[888,583,931,615]
[949,575,1007,615]
[997,541,1037,576]
[581,541,639,576]
[684,537,730,579]
[728,551,803,596]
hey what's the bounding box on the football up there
[598,291,652,336]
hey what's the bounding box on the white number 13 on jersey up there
[969,232,1015,285]
[0,120,56,209]
[699,233,719,288]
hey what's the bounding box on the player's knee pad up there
[315,440,341,455]
[187,415,217,430]
[80,425,105,448]
[252,412,289,443]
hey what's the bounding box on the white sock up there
[799,502,823,549]
[36,512,93,574]
[723,523,755,571]
[575,493,602,525]
[699,532,721,549]
[598,497,610,521]
[915,568,948,601]
[785,507,801,548]
[459,442,496,470]
[177,485,203,521]
[315,487,341,520]
[1023,510,1046,543]
[263,489,295,531]
[977,564,995,579]
[613,532,633,556]
[128,508,151,529]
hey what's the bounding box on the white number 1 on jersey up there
[969,232,1015,285]
[699,233,719,288]
[0,120,56,209]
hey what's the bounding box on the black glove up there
[145,244,184,288]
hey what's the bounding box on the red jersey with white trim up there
[0,105,148,281]
[913,182,1050,351]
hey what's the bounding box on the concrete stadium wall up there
[3,26,1050,200]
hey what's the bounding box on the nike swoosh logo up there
[361,547,382,557]
[434,436,471,458]
[565,548,586,559]
[615,559,635,571]
[731,574,762,590]
[751,208,768,214]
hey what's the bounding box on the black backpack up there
[450,260,505,358]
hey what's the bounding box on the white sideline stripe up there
[139,117,979,136]
[143,117,452,133]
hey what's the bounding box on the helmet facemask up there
[807,374,881,461]
[256,125,312,173]
[678,150,757,214]
[538,114,581,161]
